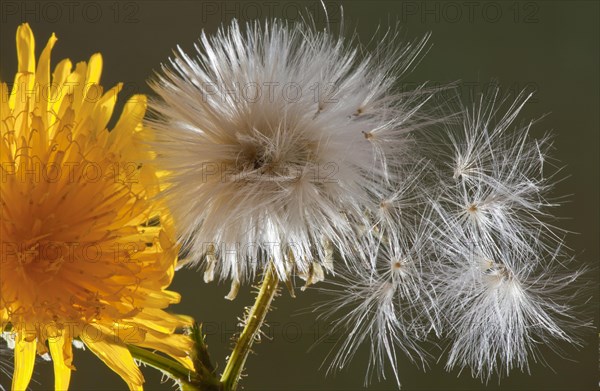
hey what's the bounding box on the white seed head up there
[147,18,432,282]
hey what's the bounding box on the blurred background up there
[1,1,598,390]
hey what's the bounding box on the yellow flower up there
[1,24,193,390]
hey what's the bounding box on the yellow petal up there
[35,32,58,124]
[139,164,160,197]
[83,325,144,390]
[12,337,36,391]
[16,23,35,74]
[10,72,34,117]
[158,229,175,251]
[49,58,72,120]
[137,288,181,308]
[36,33,57,85]
[1,83,10,126]
[132,308,193,334]
[127,382,144,391]
[110,94,147,150]
[136,332,194,371]
[68,61,87,116]
[11,24,36,110]
[48,332,73,391]
[91,82,123,134]
[86,53,103,86]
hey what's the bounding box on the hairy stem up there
[220,263,279,391]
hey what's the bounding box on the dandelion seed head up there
[148,17,432,283]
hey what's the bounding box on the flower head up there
[1,24,192,390]
[147,18,432,287]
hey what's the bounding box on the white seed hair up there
[433,225,584,380]
[433,90,563,258]
[315,208,440,387]
[429,90,585,381]
[147,17,432,283]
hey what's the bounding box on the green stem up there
[220,263,279,391]
[128,345,200,390]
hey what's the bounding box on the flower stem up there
[220,263,279,391]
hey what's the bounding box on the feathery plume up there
[147,18,432,288]
[316,169,440,387]
[430,90,585,380]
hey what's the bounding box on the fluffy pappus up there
[432,225,585,381]
[427,90,586,381]
[315,210,441,388]
[147,17,433,286]
[431,89,564,261]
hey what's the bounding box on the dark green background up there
[1,1,598,390]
